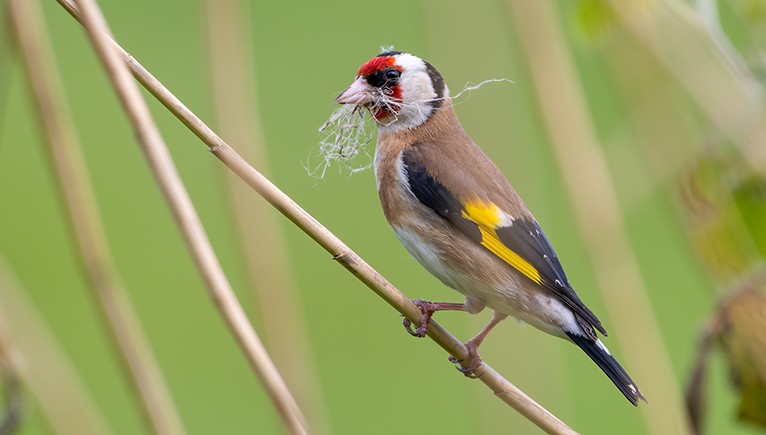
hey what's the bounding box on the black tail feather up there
[567,332,646,406]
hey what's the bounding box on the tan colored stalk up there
[56,0,578,432]
[0,279,21,434]
[8,1,187,434]
[602,29,697,213]
[0,255,116,435]
[203,2,332,433]
[605,0,766,174]
[509,1,692,434]
[68,0,309,433]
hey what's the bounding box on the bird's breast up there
[374,137,414,227]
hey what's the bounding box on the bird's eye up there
[384,69,401,80]
[366,68,401,89]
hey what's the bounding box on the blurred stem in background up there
[678,142,766,432]
[65,0,310,432]
[8,0,188,434]
[0,254,115,435]
[605,0,766,174]
[586,0,766,432]
[203,1,332,433]
[509,1,692,434]
[592,4,700,214]
[0,269,22,435]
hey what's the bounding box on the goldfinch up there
[334,51,646,406]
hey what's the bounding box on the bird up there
[333,50,646,406]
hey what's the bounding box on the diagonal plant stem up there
[68,0,309,434]
[8,0,187,434]
[605,0,766,174]
[55,0,578,433]
[509,0,692,434]
[0,281,21,435]
[0,254,116,435]
[203,1,333,434]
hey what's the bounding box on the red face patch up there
[356,55,404,121]
[358,56,396,76]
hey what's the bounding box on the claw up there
[402,299,435,338]
[449,339,483,378]
[456,364,481,379]
[401,299,468,338]
[403,317,427,337]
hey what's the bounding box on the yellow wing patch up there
[461,200,543,284]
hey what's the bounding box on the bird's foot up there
[403,299,436,338]
[449,338,483,378]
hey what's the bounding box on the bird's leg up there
[403,299,466,338]
[450,312,509,378]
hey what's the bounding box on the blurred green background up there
[1,0,765,434]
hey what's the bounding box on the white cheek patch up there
[400,74,437,105]
[377,53,438,133]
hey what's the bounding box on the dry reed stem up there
[509,1,692,434]
[605,0,766,174]
[67,0,309,434]
[203,2,332,433]
[0,254,116,435]
[54,0,578,433]
[0,276,21,434]
[600,29,698,214]
[8,1,187,434]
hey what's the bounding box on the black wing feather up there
[403,150,482,241]
[497,221,605,336]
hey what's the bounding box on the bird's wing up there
[402,146,606,338]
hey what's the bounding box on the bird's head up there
[335,51,448,132]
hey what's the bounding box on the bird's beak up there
[335,77,375,105]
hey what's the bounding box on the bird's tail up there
[566,332,647,406]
